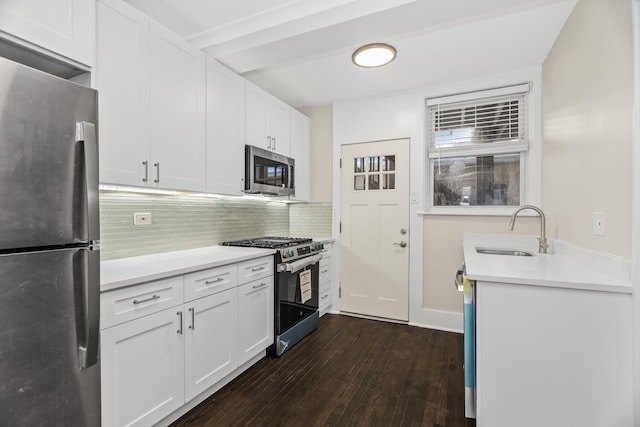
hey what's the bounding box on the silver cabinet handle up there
[393,241,407,248]
[272,137,276,151]
[142,160,149,183]
[253,282,267,289]
[267,136,272,149]
[177,311,183,334]
[251,266,265,272]
[133,294,160,305]
[205,277,224,285]
[188,307,195,330]
[321,295,329,299]
[454,266,464,292]
[321,269,329,274]
[154,162,160,183]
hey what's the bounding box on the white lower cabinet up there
[318,244,333,316]
[101,308,184,427]
[184,288,238,402]
[237,276,274,366]
[101,258,275,427]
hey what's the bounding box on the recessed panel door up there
[340,139,410,321]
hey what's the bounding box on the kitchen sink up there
[475,247,534,256]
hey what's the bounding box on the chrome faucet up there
[508,205,548,253]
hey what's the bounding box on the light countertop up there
[101,246,276,292]
[463,233,632,294]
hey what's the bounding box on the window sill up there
[418,206,539,217]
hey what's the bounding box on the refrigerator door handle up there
[78,247,100,369]
[76,122,100,243]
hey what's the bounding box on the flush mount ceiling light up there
[352,43,397,68]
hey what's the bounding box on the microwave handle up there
[289,164,295,191]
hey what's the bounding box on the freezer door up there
[0,56,99,250]
[0,247,100,427]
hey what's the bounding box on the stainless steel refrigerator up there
[0,56,100,426]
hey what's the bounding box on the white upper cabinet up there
[206,58,245,195]
[96,0,149,186]
[0,0,94,67]
[96,0,206,192]
[148,22,206,192]
[245,81,291,156]
[289,109,310,202]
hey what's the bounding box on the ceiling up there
[123,0,576,108]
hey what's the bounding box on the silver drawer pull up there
[177,311,183,335]
[133,294,160,305]
[321,295,329,299]
[188,307,195,330]
[205,277,224,285]
[251,266,265,272]
[252,282,267,289]
[321,269,329,274]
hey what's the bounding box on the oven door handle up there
[277,254,322,274]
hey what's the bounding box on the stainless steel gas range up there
[222,237,324,356]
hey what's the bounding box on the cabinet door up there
[96,0,150,186]
[184,289,238,402]
[101,309,184,427]
[206,58,245,195]
[149,22,206,192]
[0,0,94,66]
[289,109,310,201]
[245,81,270,150]
[269,98,291,156]
[237,276,274,366]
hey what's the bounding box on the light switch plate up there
[134,212,152,225]
[593,211,604,236]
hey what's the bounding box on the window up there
[353,155,396,191]
[426,84,530,210]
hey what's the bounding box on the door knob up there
[393,241,407,248]
[400,228,407,235]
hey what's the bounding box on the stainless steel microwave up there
[245,145,295,196]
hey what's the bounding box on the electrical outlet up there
[134,212,152,225]
[593,211,604,236]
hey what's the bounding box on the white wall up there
[333,69,542,330]
[298,105,333,203]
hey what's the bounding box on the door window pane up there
[354,157,365,173]
[368,174,380,190]
[354,175,366,191]
[433,153,520,206]
[382,155,395,171]
[369,156,379,172]
[383,173,395,190]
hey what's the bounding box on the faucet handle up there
[537,237,549,254]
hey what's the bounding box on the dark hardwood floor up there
[172,314,471,427]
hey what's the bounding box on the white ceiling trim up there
[188,0,418,54]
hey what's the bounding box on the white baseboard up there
[409,308,463,333]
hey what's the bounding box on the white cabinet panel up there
[245,81,291,156]
[237,255,274,283]
[205,58,245,195]
[238,276,274,366]
[101,309,184,427]
[149,22,206,192]
[184,288,238,402]
[96,0,206,192]
[96,0,149,186]
[289,109,310,201]
[0,0,94,66]
[183,263,237,302]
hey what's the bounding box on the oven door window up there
[276,263,319,334]
[254,156,289,188]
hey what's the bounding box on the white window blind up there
[427,85,529,157]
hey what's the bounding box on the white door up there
[237,276,274,366]
[101,309,184,427]
[340,139,410,321]
[184,288,238,402]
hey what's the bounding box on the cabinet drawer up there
[319,258,331,283]
[319,283,331,309]
[184,264,237,302]
[101,276,184,329]
[237,256,274,284]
